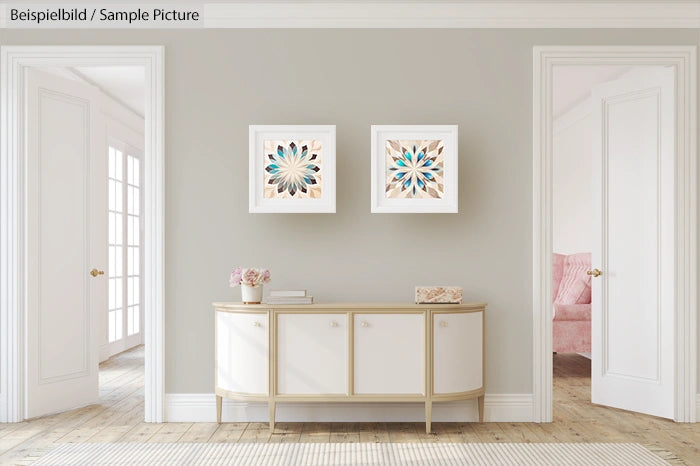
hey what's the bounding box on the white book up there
[268,290,307,297]
[266,296,313,301]
[264,296,314,304]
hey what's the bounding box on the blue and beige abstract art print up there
[264,140,323,199]
[385,140,444,199]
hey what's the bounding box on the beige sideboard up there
[213,302,486,433]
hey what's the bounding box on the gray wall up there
[1,29,698,395]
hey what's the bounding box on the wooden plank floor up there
[0,348,698,464]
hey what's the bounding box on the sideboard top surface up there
[213,302,487,312]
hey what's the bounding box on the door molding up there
[532,46,697,422]
[0,46,165,423]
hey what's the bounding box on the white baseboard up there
[696,394,700,422]
[165,393,534,423]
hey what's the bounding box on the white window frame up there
[106,137,145,357]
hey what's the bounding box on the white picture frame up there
[249,125,336,213]
[371,125,458,213]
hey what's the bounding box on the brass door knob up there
[90,268,105,277]
[587,268,602,277]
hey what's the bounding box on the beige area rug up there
[30,442,671,465]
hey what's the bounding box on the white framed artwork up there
[371,125,458,213]
[249,125,336,213]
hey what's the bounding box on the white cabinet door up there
[216,312,268,394]
[354,313,424,394]
[433,312,482,394]
[278,314,347,395]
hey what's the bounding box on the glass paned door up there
[108,147,123,343]
[126,154,141,336]
[107,142,143,354]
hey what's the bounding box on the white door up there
[590,66,675,419]
[277,314,346,395]
[354,313,424,394]
[26,69,104,418]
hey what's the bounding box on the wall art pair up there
[249,125,458,213]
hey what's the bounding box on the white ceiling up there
[552,65,631,118]
[72,66,145,117]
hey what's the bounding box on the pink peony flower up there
[229,267,271,287]
[242,268,258,286]
[229,267,243,287]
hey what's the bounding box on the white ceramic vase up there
[241,284,263,304]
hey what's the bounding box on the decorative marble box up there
[415,286,463,304]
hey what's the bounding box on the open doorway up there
[533,46,697,424]
[551,65,632,417]
[24,65,145,419]
[0,46,164,424]
[552,63,677,419]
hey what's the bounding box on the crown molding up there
[202,2,700,29]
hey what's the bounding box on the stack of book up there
[264,290,314,305]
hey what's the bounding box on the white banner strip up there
[1,2,699,29]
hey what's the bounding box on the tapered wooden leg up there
[478,395,485,422]
[269,400,276,432]
[216,395,222,424]
[425,400,432,434]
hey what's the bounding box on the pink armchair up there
[552,253,591,353]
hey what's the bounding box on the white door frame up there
[0,46,165,423]
[532,46,697,422]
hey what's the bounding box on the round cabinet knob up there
[440,321,448,328]
[252,321,261,327]
[361,321,369,328]
[330,321,338,328]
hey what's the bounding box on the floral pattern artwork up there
[264,140,322,199]
[385,139,444,199]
